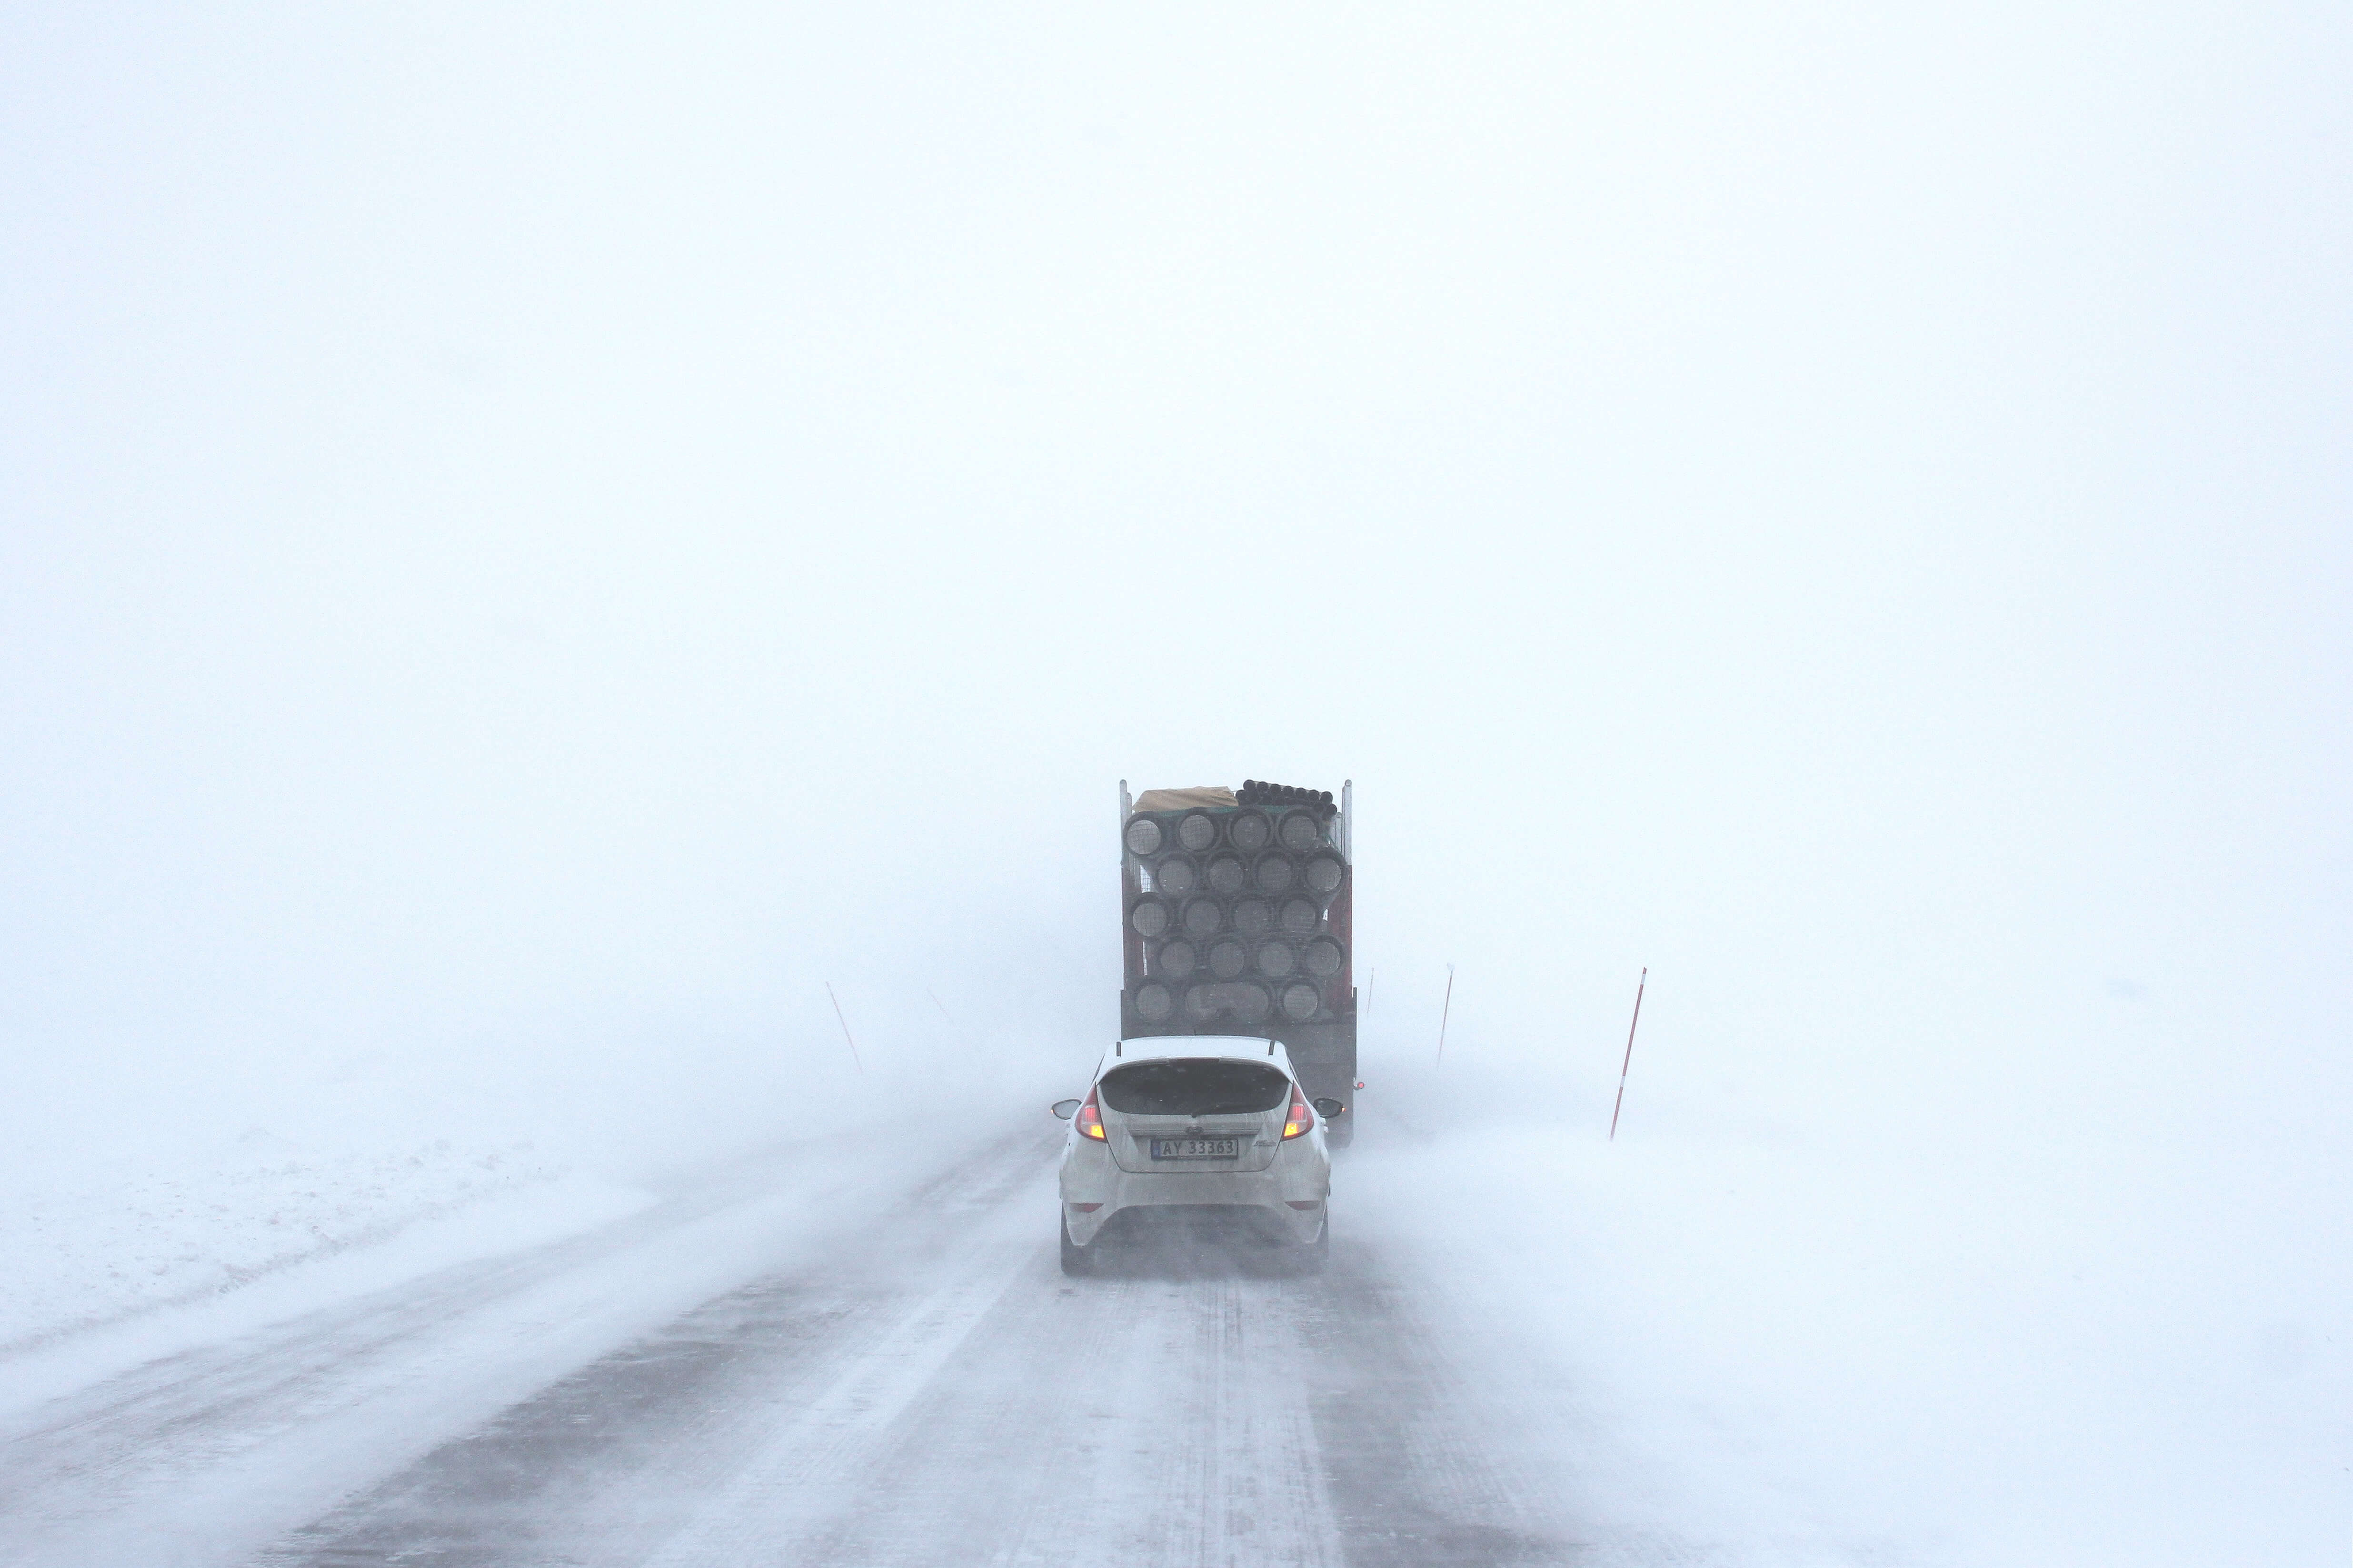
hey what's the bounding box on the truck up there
[1117,778,1357,1143]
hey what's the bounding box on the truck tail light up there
[1076,1085,1107,1141]
[1281,1086,1314,1140]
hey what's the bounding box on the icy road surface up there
[0,1118,1610,1568]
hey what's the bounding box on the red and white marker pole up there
[1608,967,1647,1142]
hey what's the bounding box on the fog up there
[3,3,2347,1563]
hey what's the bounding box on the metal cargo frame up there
[1117,779,1357,1144]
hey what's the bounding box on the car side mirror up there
[1312,1097,1345,1118]
[1050,1099,1082,1120]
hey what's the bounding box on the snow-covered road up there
[0,1118,1583,1568]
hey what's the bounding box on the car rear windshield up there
[1098,1059,1290,1116]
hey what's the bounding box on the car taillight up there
[1076,1085,1107,1141]
[1281,1086,1314,1140]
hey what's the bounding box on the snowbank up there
[1352,1067,2351,1567]
[0,1130,644,1357]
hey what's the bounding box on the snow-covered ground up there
[0,1125,1005,1568]
[0,1130,642,1357]
[0,1036,2340,1568]
[1357,1058,2353,1567]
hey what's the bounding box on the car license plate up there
[1150,1137,1240,1160]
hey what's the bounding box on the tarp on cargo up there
[1133,785,1237,812]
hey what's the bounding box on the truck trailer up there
[1118,779,1357,1143]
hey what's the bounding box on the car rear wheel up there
[1059,1213,1094,1277]
[1296,1214,1329,1275]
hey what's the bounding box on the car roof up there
[1110,1035,1291,1064]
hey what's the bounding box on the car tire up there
[1059,1213,1094,1277]
[1296,1214,1329,1275]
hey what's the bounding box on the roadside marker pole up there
[826,982,866,1075]
[1434,963,1456,1064]
[1608,967,1647,1141]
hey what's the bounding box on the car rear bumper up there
[1060,1152,1326,1245]
[1077,1202,1324,1250]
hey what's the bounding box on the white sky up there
[2,0,2347,1185]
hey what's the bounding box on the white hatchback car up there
[1051,1035,1340,1275]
